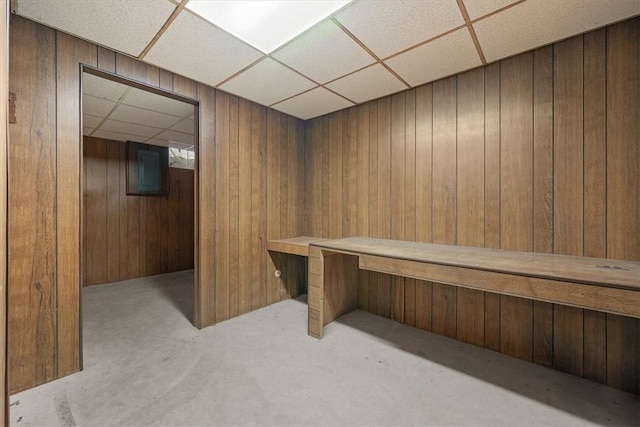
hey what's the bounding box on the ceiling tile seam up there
[267,2,357,57]
[379,62,411,88]
[94,117,168,133]
[331,17,381,62]
[328,17,409,93]
[267,85,322,108]
[381,24,467,62]
[321,86,357,105]
[138,0,189,59]
[322,62,380,86]
[214,56,269,88]
[457,0,487,64]
[469,0,528,25]
[87,86,133,137]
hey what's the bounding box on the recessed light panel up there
[186,0,351,53]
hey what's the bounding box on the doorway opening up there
[80,67,199,364]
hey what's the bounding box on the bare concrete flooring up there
[10,271,639,426]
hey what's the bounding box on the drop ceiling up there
[14,0,640,120]
[83,73,195,150]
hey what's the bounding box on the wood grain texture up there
[605,18,640,394]
[8,18,57,393]
[55,32,97,379]
[302,19,640,394]
[552,36,584,377]
[83,138,194,286]
[9,15,306,392]
[1,0,9,417]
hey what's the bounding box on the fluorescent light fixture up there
[186,0,351,54]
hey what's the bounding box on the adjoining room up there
[2,0,639,425]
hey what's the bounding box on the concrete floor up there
[10,271,639,426]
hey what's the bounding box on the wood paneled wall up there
[1,0,9,419]
[8,15,305,393]
[305,18,640,394]
[83,137,194,286]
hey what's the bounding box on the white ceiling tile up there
[100,119,163,138]
[83,114,103,129]
[15,0,176,56]
[83,74,129,102]
[109,105,182,129]
[271,87,354,120]
[475,0,640,62]
[272,20,376,84]
[326,64,407,104]
[219,58,316,106]
[335,0,465,59]
[144,10,264,88]
[83,127,94,136]
[146,138,192,150]
[463,0,521,20]
[171,118,195,135]
[155,130,195,145]
[83,95,116,117]
[121,88,194,118]
[91,129,148,143]
[385,29,482,87]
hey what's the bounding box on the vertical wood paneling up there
[250,104,267,311]
[329,112,343,239]
[456,68,485,347]
[228,95,240,318]
[56,32,97,378]
[484,62,501,352]
[8,19,58,392]
[431,77,457,338]
[414,84,433,332]
[605,18,640,394]
[82,138,194,286]
[302,17,640,396]
[404,90,416,327]
[499,54,534,362]
[106,140,120,282]
[553,36,585,377]
[582,28,607,383]
[9,15,307,393]
[0,0,9,415]
[367,103,379,315]
[532,45,554,368]
[215,92,230,321]
[356,104,370,311]
[196,84,216,327]
[376,98,391,319]
[390,93,405,323]
[238,98,252,315]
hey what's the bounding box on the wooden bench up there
[306,237,640,339]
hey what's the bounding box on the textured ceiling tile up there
[83,73,129,102]
[326,64,407,103]
[91,129,148,143]
[463,0,521,20]
[83,95,116,117]
[155,129,195,145]
[475,0,640,62]
[171,117,195,134]
[386,28,482,87]
[144,10,264,88]
[109,104,182,128]
[15,0,176,56]
[100,119,163,138]
[271,87,354,120]
[219,58,316,106]
[83,114,103,129]
[335,0,464,58]
[272,20,375,84]
[122,88,194,118]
